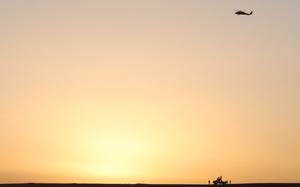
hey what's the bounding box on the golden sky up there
[0,0,299,184]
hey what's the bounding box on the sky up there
[0,0,300,184]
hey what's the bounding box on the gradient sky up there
[0,0,299,184]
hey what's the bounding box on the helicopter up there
[235,10,253,16]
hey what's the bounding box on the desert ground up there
[1,183,300,187]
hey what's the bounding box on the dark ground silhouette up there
[1,183,300,187]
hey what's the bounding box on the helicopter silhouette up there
[235,10,253,16]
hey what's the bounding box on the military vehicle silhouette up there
[213,176,228,185]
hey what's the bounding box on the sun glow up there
[79,129,148,180]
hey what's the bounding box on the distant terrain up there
[1,183,300,187]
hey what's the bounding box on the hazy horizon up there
[0,0,299,184]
